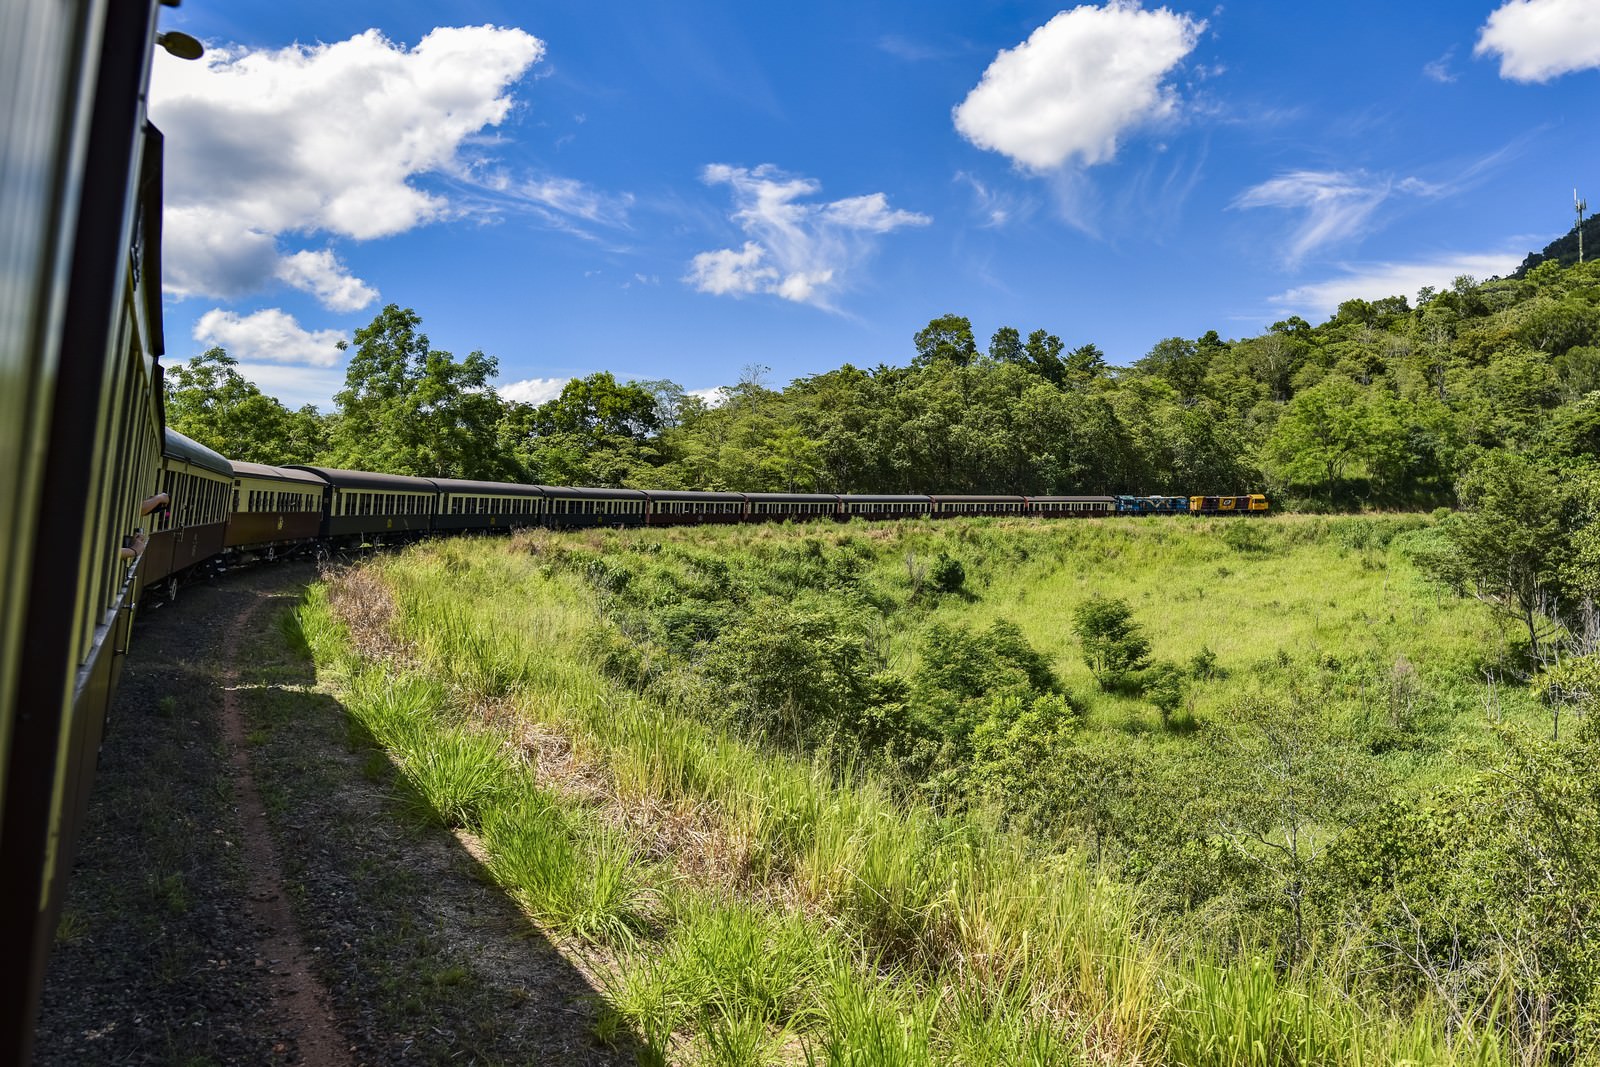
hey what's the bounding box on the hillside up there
[287,513,1600,1064]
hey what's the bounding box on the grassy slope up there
[299,514,1533,1065]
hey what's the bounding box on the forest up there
[168,257,1600,512]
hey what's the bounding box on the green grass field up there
[295,513,1566,1065]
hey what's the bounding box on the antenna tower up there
[1579,189,1588,264]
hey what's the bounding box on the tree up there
[1260,375,1367,501]
[164,347,328,463]
[1071,595,1150,690]
[1024,329,1067,386]
[1135,336,1208,402]
[329,305,512,479]
[988,325,1024,366]
[1415,450,1568,661]
[1212,690,1385,964]
[912,314,977,368]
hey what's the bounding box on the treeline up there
[168,258,1600,507]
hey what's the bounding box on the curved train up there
[0,3,1263,1057]
[140,425,1269,591]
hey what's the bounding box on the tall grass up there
[297,524,1523,1065]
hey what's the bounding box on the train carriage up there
[932,495,1026,517]
[741,493,840,522]
[642,489,747,525]
[226,462,327,555]
[838,494,933,521]
[285,466,436,544]
[1026,495,1117,517]
[143,429,234,589]
[0,2,175,1058]
[541,485,649,528]
[432,478,546,533]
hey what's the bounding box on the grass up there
[296,515,1536,1065]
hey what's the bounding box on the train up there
[137,427,1270,589]
[0,3,1264,1058]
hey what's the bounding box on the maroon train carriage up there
[286,466,436,546]
[643,489,747,525]
[432,477,546,533]
[1026,495,1117,517]
[226,461,326,557]
[541,485,649,528]
[143,429,234,590]
[932,495,1026,517]
[838,494,934,521]
[742,493,841,522]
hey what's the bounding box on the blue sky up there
[150,0,1600,410]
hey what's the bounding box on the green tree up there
[1414,450,1568,661]
[988,325,1024,365]
[912,314,977,368]
[1260,375,1367,501]
[164,347,328,463]
[1071,595,1151,690]
[329,305,512,479]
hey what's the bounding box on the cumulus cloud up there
[274,250,379,312]
[953,2,1205,172]
[499,377,569,406]
[1265,251,1524,322]
[1476,0,1600,82]
[233,362,349,411]
[1233,170,1426,266]
[151,25,544,307]
[193,308,348,367]
[686,164,929,309]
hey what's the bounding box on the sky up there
[149,0,1600,411]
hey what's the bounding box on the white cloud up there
[151,26,544,307]
[1265,251,1525,322]
[1233,170,1426,266]
[233,362,349,411]
[686,164,929,309]
[192,308,347,367]
[1476,0,1600,82]
[274,250,379,312]
[689,386,730,408]
[499,377,568,406]
[1423,48,1458,83]
[953,2,1205,172]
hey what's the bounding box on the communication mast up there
[1579,189,1588,264]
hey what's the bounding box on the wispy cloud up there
[876,34,949,62]
[954,171,1035,228]
[1423,47,1458,83]
[1232,170,1398,265]
[953,1,1205,172]
[1264,250,1526,321]
[686,164,929,309]
[1476,0,1600,82]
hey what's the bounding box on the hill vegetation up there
[169,257,1600,511]
[299,513,1600,1063]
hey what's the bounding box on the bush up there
[1140,660,1187,727]
[1071,595,1150,690]
[930,553,965,594]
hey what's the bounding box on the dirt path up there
[35,563,633,1065]
[218,589,352,1066]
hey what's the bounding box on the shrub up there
[1071,595,1150,690]
[929,553,965,594]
